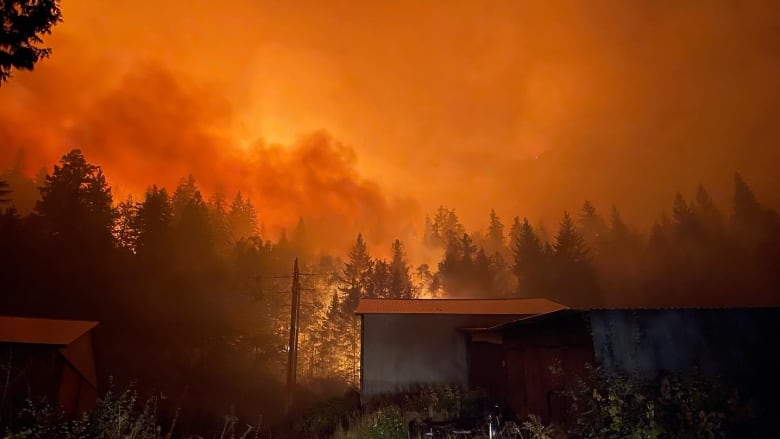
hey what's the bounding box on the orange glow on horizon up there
[2,0,780,253]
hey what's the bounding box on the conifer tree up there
[36,149,115,246]
[695,184,723,234]
[553,211,589,264]
[487,209,505,251]
[208,189,231,250]
[133,185,173,256]
[228,192,258,241]
[340,233,373,311]
[509,216,523,248]
[552,211,597,305]
[172,174,198,221]
[114,195,137,251]
[578,200,606,250]
[431,206,465,247]
[389,239,414,299]
[512,218,545,296]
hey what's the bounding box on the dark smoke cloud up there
[2,0,780,244]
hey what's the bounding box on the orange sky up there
[2,0,780,252]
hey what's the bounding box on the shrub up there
[368,405,406,439]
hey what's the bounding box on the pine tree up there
[509,216,523,248]
[578,200,606,250]
[172,174,198,221]
[423,214,434,247]
[36,149,115,246]
[609,206,628,241]
[552,211,597,305]
[114,195,137,251]
[208,189,231,251]
[553,211,589,264]
[413,263,435,297]
[370,259,391,298]
[732,173,762,222]
[431,206,465,247]
[731,173,764,246]
[133,185,173,256]
[228,192,258,241]
[291,216,308,253]
[671,192,697,236]
[388,239,414,299]
[0,0,62,84]
[487,209,505,252]
[176,190,213,256]
[693,185,724,238]
[512,218,545,296]
[340,233,373,311]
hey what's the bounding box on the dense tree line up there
[420,177,780,308]
[1,149,779,429]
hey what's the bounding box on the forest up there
[1,149,779,432]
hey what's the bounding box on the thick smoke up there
[2,0,780,239]
[0,63,418,253]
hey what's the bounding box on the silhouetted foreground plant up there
[1,383,264,439]
[523,366,770,439]
[3,385,161,439]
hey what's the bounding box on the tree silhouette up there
[0,0,62,84]
[731,173,765,249]
[552,211,597,305]
[388,239,413,299]
[207,189,231,251]
[36,149,115,246]
[509,216,523,248]
[512,218,545,296]
[114,195,137,252]
[172,174,198,221]
[430,206,465,247]
[132,185,173,256]
[228,192,258,242]
[553,211,589,264]
[487,208,505,252]
[340,233,373,311]
[578,200,606,251]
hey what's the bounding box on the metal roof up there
[0,316,98,346]
[356,298,568,315]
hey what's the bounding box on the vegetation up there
[1,149,779,432]
[0,0,62,84]
[1,383,266,439]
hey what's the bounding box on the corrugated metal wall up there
[361,314,475,399]
[589,308,780,380]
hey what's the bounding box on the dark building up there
[356,298,567,401]
[0,316,99,417]
[357,299,780,424]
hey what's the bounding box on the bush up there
[1,382,264,439]
[368,405,406,439]
[519,366,765,439]
[3,385,161,439]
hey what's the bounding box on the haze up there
[2,0,780,245]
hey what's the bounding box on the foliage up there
[367,405,406,439]
[4,385,161,439]
[522,414,561,439]
[562,367,755,439]
[0,0,62,84]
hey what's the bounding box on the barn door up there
[505,347,565,424]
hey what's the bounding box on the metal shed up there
[356,298,567,401]
[0,316,99,416]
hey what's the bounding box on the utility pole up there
[285,258,302,414]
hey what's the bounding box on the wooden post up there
[285,258,301,414]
